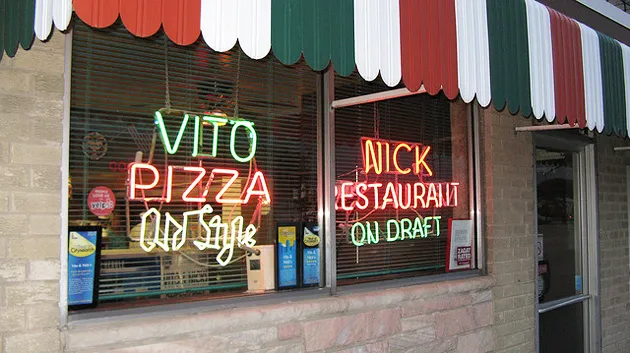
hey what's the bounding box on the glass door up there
[535,146,590,353]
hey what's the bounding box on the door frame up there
[533,132,601,353]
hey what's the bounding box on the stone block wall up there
[64,277,494,353]
[0,35,66,353]
[480,108,537,353]
[595,134,630,353]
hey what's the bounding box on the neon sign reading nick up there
[127,111,271,265]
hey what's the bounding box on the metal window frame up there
[328,81,484,288]
[62,37,485,323]
[59,30,73,328]
[532,133,601,353]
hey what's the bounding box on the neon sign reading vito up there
[127,111,270,265]
[341,137,459,247]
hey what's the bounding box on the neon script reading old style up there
[127,111,270,265]
[341,138,460,247]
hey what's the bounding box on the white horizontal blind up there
[334,73,473,283]
[70,19,319,304]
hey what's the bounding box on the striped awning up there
[2,0,630,136]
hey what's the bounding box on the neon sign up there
[128,164,271,205]
[335,181,459,211]
[127,111,270,266]
[350,216,441,247]
[342,137,461,247]
[154,111,257,162]
[361,138,433,176]
[138,204,256,266]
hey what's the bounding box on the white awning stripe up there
[34,0,72,40]
[525,0,555,121]
[455,0,491,107]
[354,0,401,87]
[579,23,605,133]
[200,0,271,60]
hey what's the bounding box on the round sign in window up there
[87,186,116,217]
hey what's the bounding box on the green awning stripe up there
[4,0,18,57]
[329,0,354,77]
[271,0,303,66]
[18,0,35,50]
[1,0,35,58]
[487,0,532,116]
[598,32,627,137]
[0,0,4,60]
[272,0,354,75]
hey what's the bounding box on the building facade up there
[0,1,629,353]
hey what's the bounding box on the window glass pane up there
[334,73,474,283]
[69,20,319,307]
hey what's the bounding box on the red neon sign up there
[335,181,460,212]
[361,137,433,176]
[128,163,271,205]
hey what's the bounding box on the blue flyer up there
[302,248,320,285]
[277,226,297,287]
[68,229,99,306]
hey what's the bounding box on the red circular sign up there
[87,186,116,217]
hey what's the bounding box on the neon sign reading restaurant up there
[341,138,460,247]
[127,111,270,266]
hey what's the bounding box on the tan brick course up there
[0,32,65,353]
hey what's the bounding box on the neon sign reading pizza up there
[127,111,270,265]
[340,137,459,247]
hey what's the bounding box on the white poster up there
[446,219,474,271]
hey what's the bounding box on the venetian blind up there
[70,19,319,305]
[334,73,474,283]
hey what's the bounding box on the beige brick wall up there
[0,34,65,353]
[595,135,630,353]
[480,108,536,353]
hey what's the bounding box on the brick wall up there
[65,277,494,353]
[596,134,630,353]
[480,108,537,353]
[0,35,65,353]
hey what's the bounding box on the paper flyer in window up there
[446,219,474,271]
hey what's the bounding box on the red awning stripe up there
[73,0,119,29]
[73,0,200,46]
[399,0,458,98]
[549,8,586,128]
[120,0,162,38]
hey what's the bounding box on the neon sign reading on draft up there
[341,137,460,247]
[127,111,270,265]
[350,216,441,247]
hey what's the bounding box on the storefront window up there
[69,21,319,307]
[334,73,475,283]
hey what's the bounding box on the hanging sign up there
[446,219,474,271]
[87,186,116,217]
[68,227,102,308]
